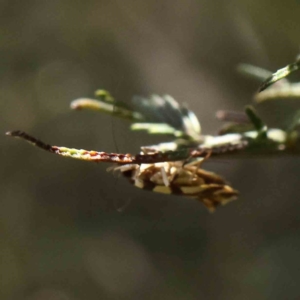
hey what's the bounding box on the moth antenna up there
[6,130,135,163]
[6,131,55,153]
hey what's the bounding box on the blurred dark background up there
[2,1,300,299]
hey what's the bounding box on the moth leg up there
[184,149,212,177]
[160,166,170,186]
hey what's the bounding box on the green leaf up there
[245,106,267,139]
[255,83,300,103]
[70,98,144,121]
[94,89,115,103]
[131,94,201,141]
[259,59,300,92]
[131,123,184,137]
[237,64,273,82]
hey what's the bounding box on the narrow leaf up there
[237,64,273,82]
[245,106,267,139]
[131,123,183,136]
[70,98,144,121]
[259,59,300,92]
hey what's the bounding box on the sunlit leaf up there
[255,83,300,103]
[131,123,184,136]
[131,94,201,141]
[94,89,115,103]
[70,98,144,121]
[259,59,300,92]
